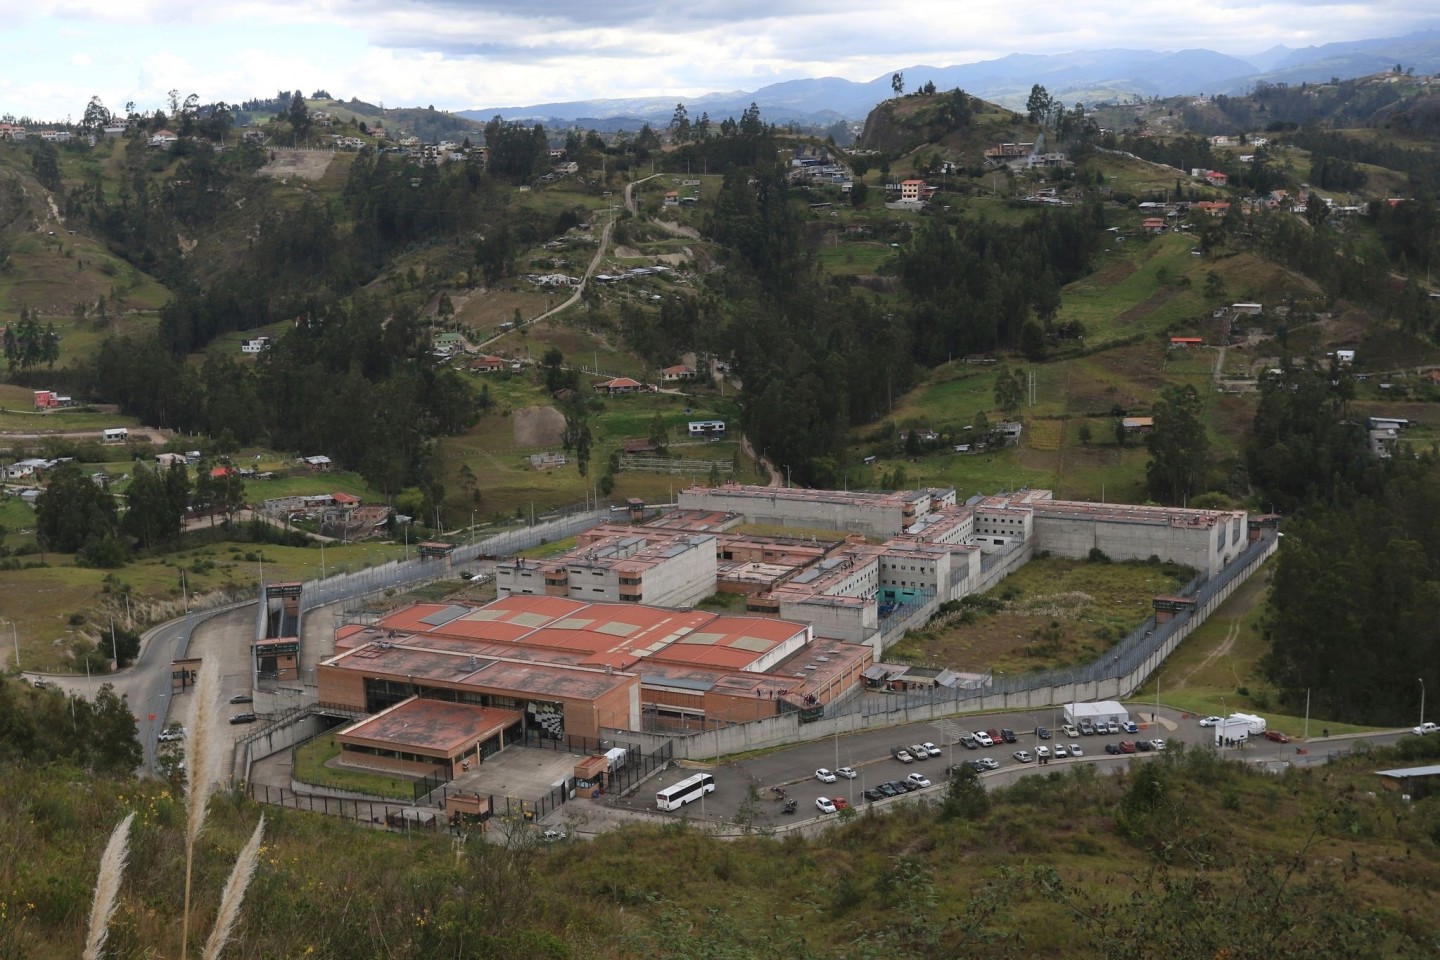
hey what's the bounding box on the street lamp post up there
[1,617,17,669]
[1421,678,1427,730]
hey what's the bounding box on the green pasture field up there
[241,468,378,502]
[814,240,897,276]
[888,556,1195,675]
[443,384,751,517]
[0,405,141,433]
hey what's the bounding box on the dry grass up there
[82,811,134,960]
[182,665,223,957]
[201,816,266,960]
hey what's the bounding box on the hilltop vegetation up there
[2,76,1440,706]
[3,716,1439,958]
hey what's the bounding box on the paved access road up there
[604,707,1411,832]
[24,604,257,774]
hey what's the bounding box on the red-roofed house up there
[1194,201,1230,218]
[332,492,361,508]
[209,466,233,478]
[900,179,926,201]
[594,376,645,395]
[660,364,695,382]
[1205,170,1229,187]
[470,354,506,373]
[1142,218,1166,233]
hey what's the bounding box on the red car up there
[1263,730,1292,743]
[831,796,851,811]
[985,728,1003,745]
[1118,740,1137,754]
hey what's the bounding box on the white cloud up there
[2,1,1437,119]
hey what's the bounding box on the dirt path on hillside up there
[651,219,700,239]
[1181,571,1267,686]
[0,426,170,443]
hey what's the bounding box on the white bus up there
[656,773,716,811]
[101,428,128,443]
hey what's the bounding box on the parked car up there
[973,731,994,748]
[972,756,999,771]
[1104,743,1122,755]
[921,742,942,757]
[229,694,254,704]
[1013,750,1034,763]
[961,734,979,749]
[1036,726,1052,740]
[1000,728,1017,743]
[158,725,186,742]
[229,713,258,725]
[1135,739,1153,752]
[1118,740,1137,754]
[1053,744,1069,758]
[908,744,930,760]
[985,728,1003,746]
[1415,722,1440,736]
[836,766,858,779]
[905,773,932,788]
[1263,730,1291,743]
[883,780,911,794]
[831,796,851,811]
[1107,720,1120,735]
[816,797,837,814]
[876,782,901,797]
[815,768,838,783]
[1061,724,1080,739]
[1078,719,1095,736]
[540,829,566,842]
[893,747,914,763]
[863,787,886,802]
[1035,745,1051,759]
[1068,743,1084,757]
[1198,715,1223,727]
[1122,721,1139,734]
[1149,739,1167,751]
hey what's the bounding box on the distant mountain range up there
[457,29,1440,129]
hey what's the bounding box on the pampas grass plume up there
[182,664,223,957]
[201,815,266,960]
[83,811,135,960]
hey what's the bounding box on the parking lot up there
[605,704,1294,828]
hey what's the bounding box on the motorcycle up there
[781,799,797,815]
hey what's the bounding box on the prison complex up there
[317,484,1255,778]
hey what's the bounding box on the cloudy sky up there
[2,1,1436,120]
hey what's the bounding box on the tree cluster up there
[2,307,60,372]
[896,208,1099,364]
[1261,461,1440,724]
[90,299,475,507]
[0,678,141,775]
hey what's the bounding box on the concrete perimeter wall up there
[665,534,1276,759]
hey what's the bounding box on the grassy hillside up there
[2,732,1437,958]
